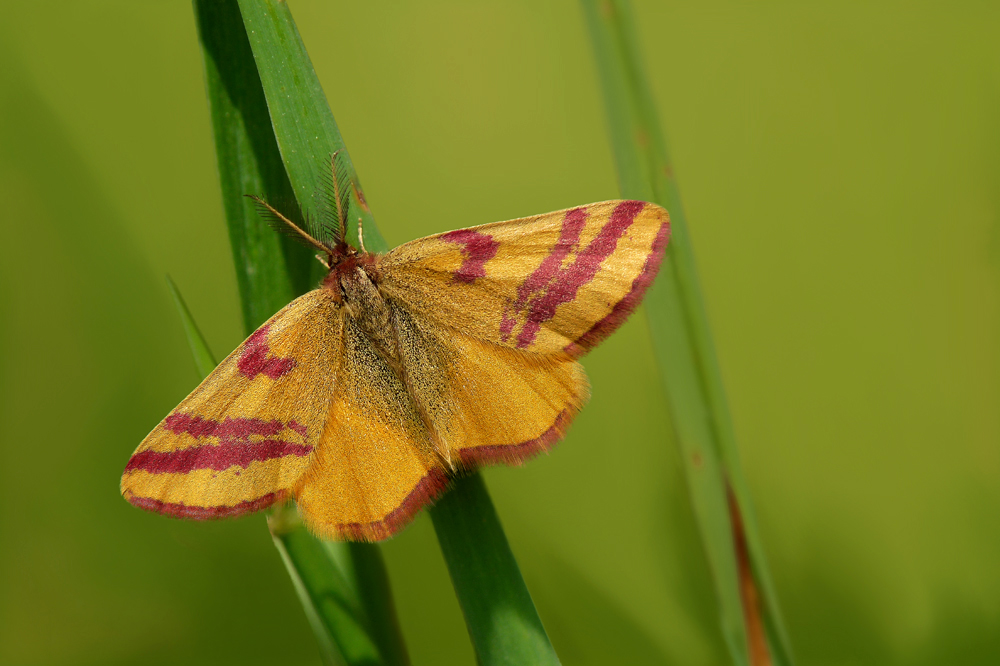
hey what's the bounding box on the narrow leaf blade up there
[195,0,312,330]
[431,474,561,666]
[166,274,217,378]
[581,1,796,665]
[236,0,385,253]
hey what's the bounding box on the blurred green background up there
[1,1,998,664]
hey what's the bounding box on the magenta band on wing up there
[125,439,313,474]
[501,207,588,340]
[237,325,297,379]
[442,228,500,283]
[516,201,646,348]
[128,492,283,520]
[164,414,302,439]
[564,218,670,357]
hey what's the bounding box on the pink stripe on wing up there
[163,413,290,439]
[127,491,284,520]
[564,218,670,357]
[125,439,313,474]
[501,207,587,341]
[442,229,500,283]
[516,201,646,348]
[237,325,297,380]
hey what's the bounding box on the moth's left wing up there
[378,200,669,358]
[121,289,341,519]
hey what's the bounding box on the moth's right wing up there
[374,200,666,469]
[378,200,669,358]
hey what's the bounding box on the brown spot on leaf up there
[352,180,371,213]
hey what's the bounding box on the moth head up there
[245,193,347,269]
[245,151,371,274]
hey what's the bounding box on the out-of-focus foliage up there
[0,2,997,665]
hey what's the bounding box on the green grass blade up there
[235,0,384,253]
[165,275,217,378]
[325,541,413,666]
[194,0,312,332]
[232,1,558,663]
[270,528,350,666]
[430,474,561,666]
[194,2,408,664]
[270,507,393,666]
[581,2,795,665]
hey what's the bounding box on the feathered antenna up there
[245,195,331,256]
[318,150,352,245]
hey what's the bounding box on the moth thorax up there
[335,266,396,352]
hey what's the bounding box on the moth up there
[121,157,670,541]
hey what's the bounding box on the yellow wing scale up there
[121,200,669,540]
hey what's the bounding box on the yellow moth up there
[121,157,670,541]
